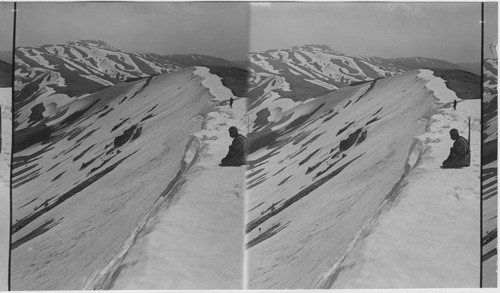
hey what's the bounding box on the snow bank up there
[419,69,459,103]
[193,66,235,102]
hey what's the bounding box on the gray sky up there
[250,2,484,64]
[0,2,14,52]
[485,2,498,59]
[16,2,250,61]
[10,1,500,64]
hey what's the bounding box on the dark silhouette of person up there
[229,97,234,108]
[220,126,247,166]
[442,128,470,168]
[453,100,457,110]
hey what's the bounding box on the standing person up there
[220,126,247,166]
[229,97,234,108]
[453,99,457,110]
[442,128,470,168]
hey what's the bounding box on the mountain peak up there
[67,40,119,51]
[291,44,345,55]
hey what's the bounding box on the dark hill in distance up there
[0,60,12,87]
[428,68,481,100]
[0,51,11,64]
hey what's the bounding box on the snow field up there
[332,71,481,288]
[0,87,11,291]
[110,70,247,289]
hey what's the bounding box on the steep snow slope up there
[11,67,240,290]
[109,67,246,289]
[0,87,11,291]
[331,70,480,288]
[482,58,497,288]
[246,70,441,288]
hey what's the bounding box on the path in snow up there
[331,70,481,288]
[109,68,246,289]
[0,87,11,291]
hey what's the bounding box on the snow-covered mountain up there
[14,40,242,130]
[246,52,481,288]
[11,44,248,289]
[248,44,470,99]
[482,58,497,288]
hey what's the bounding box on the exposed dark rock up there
[339,128,363,151]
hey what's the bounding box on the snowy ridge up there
[106,71,246,289]
[246,70,441,288]
[331,72,480,288]
[11,67,236,290]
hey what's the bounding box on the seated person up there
[221,126,247,166]
[442,128,470,168]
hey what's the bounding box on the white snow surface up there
[0,87,11,291]
[332,74,481,288]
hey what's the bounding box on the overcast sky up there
[250,2,487,64]
[485,2,499,59]
[16,2,250,61]
[9,1,499,64]
[0,2,13,52]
